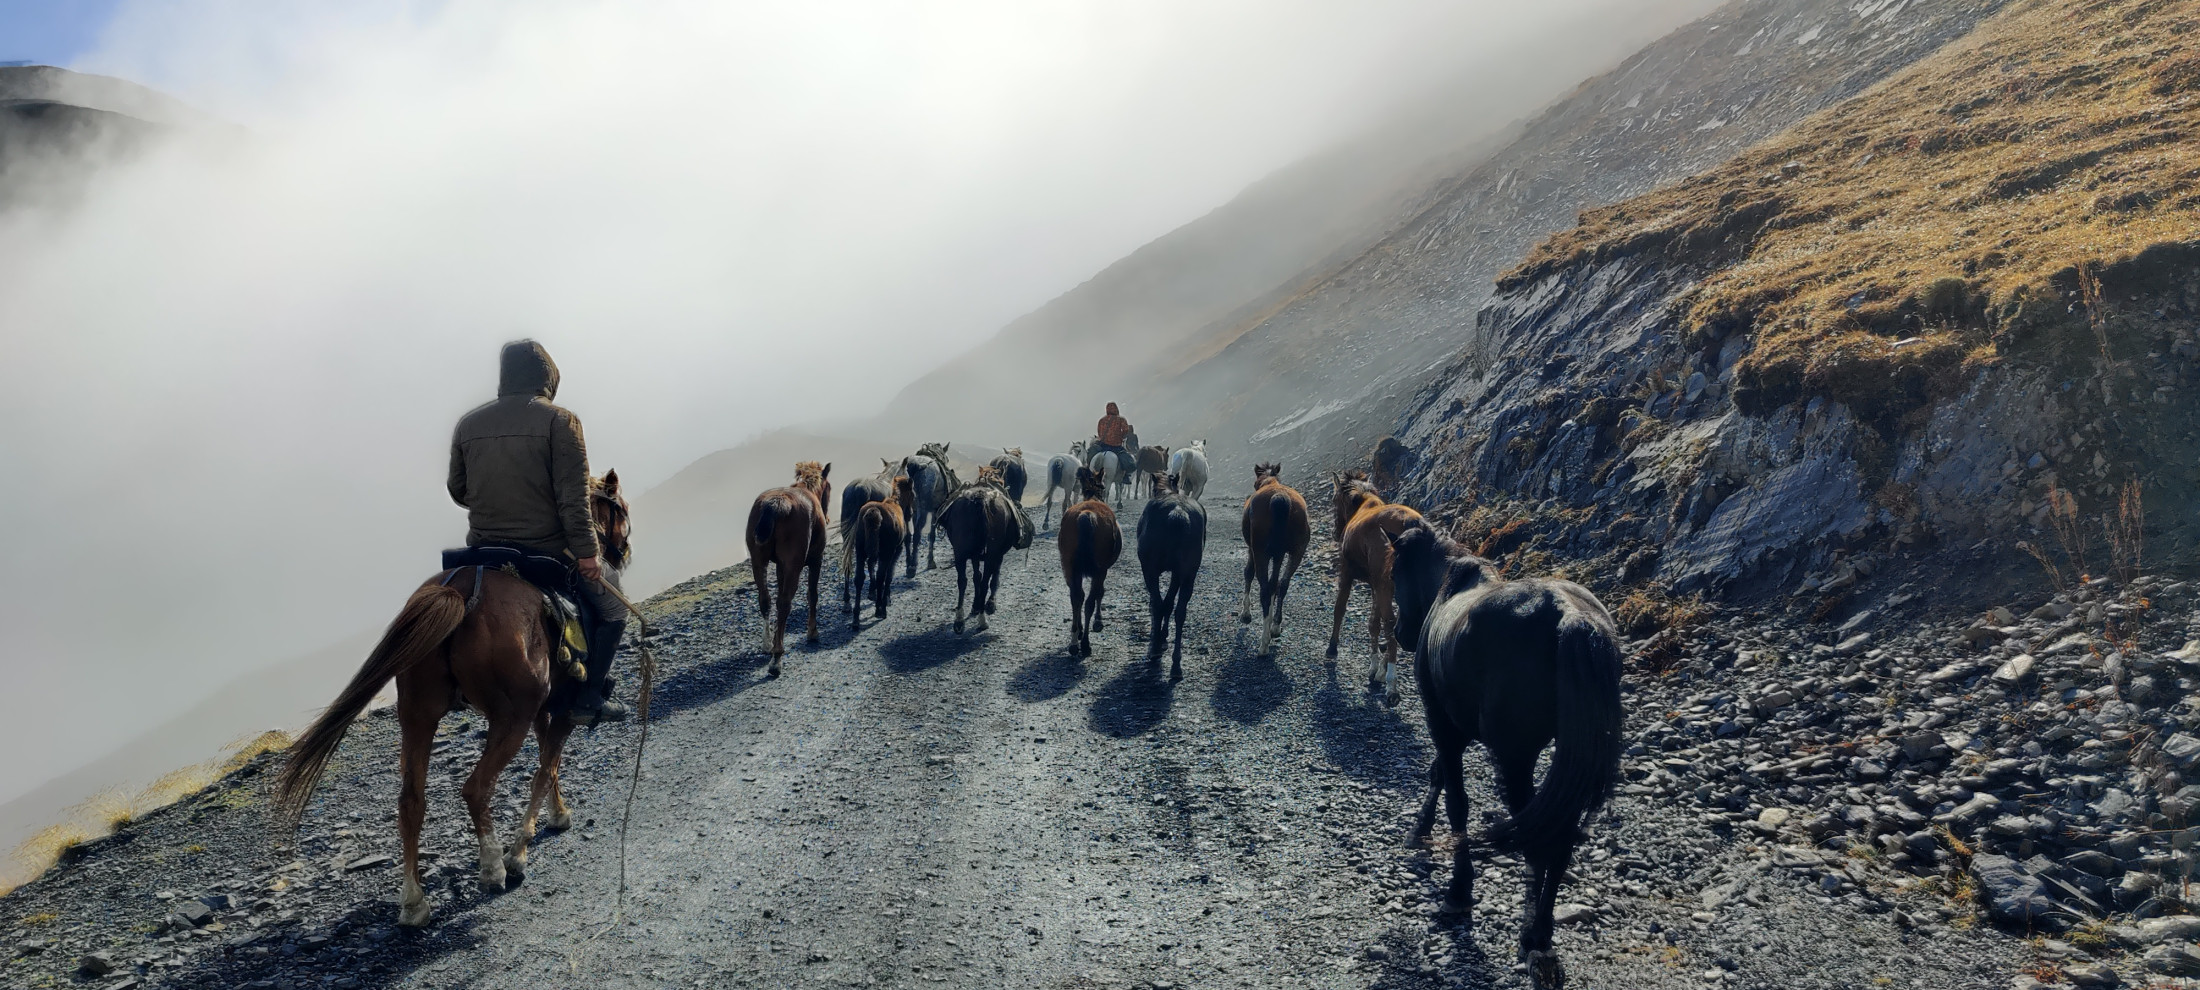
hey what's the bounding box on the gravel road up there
[0,483,2036,990]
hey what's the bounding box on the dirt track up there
[0,483,2030,990]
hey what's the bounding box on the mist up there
[0,0,1705,807]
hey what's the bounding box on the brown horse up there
[747,461,831,676]
[1239,462,1310,655]
[272,473,632,928]
[938,465,1021,634]
[849,475,910,627]
[1058,465,1121,656]
[1135,444,1170,499]
[1328,469,1425,706]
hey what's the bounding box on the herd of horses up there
[270,438,1626,988]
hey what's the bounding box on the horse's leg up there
[849,542,865,629]
[1524,843,1573,987]
[751,556,771,620]
[804,546,821,645]
[461,709,532,892]
[546,711,577,831]
[1068,573,1088,655]
[770,559,795,677]
[972,557,992,633]
[394,672,444,927]
[1326,569,1353,660]
[1142,566,1165,658]
[952,556,969,633]
[1272,552,1303,651]
[1372,580,1401,706]
[1239,548,1256,625]
[927,512,941,569]
[511,708,572,878]
[1169,569,1194,681]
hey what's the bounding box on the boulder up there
[1969,854,2079,932]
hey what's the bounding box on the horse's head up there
[977,465,1002,488]
[1331,469,1378,539]
[1252,461,1281,488]
[590,470,632,570]
[794,461,833,518]
[893,475,913,513]
[1069,440,1086,458]
[1385,524,1485,655]
[1150,472,1174,496]
[1076,465,1106,499]
[1003,446,1022,460]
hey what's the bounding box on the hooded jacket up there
[447,340,600,559]
[1095,402,1131,448]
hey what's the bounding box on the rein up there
[567,576,659,970]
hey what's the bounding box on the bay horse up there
[1239,462,1309,655]
[848,475,910,627]
[1328,469,1425,706]
[1166,439,1209,501]
[900,443,955,575]
[938,466,1020,633]
[839,459,898,608]
[272,472,632,928]
[1058,466,1120,656]
[989,448,1028,504]
[1134,444,1170,500]
[1135,472,1205,679]
[1041,442,1084,530]
[1387,524,1623,990]
[747,460,831,677]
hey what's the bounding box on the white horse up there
[1085,443,1129,509]
[1167,439,1209,501]
[1042,442,1085,530]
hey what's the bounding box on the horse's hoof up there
[1239,613,1252,624]
[1324,644,1338,659]
[1438,893,1471,917]
[1384,687,1403,708]
[397,898,432,927]
[547,809,573,831]
[502,853,527,885]
[767,659,782,678]
[1524,950,1565,989]
[479,866,507,893]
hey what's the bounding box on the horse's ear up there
[821,462,832,480]
[602,469,620,495]
[940,443,950,455]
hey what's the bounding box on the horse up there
[1166,439,1209,501]
[271,472,632,928]
[839,459,899,608]
[1058,465,1121,656]
[1239,462,1310,655]
[1042,442,1085,530]
[900,443,955,576]
[1386,524,1623,990]
[747,461,832,677]
[1134,444,1170,500]
[989,447,1028,504]
[1327,469,1425,706]
[938,466,1020,634]
[1135,472,1206,679]
[1084,441,1128,509]
[848,475,910,627]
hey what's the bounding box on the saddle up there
[440,546,589,679]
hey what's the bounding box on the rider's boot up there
[568,619,630,725]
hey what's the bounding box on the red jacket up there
[1096,403,1130,447]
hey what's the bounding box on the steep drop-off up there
[1392,0,2200,598]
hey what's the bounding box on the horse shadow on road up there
[1007,647,1087,703]
[1087,655,1177,737]
[1311,663,1424,786]
[877,624,988,674]
[1208,638,1291,725]
[148,887,498,990]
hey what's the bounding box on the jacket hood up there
[1105,402,1119,415]
[498,340,560,399]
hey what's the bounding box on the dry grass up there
[1504,0,2200,423]
[0,728,294,895]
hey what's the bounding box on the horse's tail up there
[1488,613,1623,854]
[1265,494,1291,563]
[272,582,468,831]
[753,498,780,546]
[1073,511,1100,574]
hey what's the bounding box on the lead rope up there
[568,580,658,970]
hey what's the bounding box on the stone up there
[77,952,116,977]
[1753,691,1795,717]
[2146,943,2200,977]
[1934,792,2001,827]
[1992,654,2036,685]
[2135,916,2200,945]
[169,901,213,928]
[1900,732,1946,761]
[2162,733,2200,770]
[1757,807,1791,829]
[2063,850,2121,877]
[1552,903,1597,925]
[1969,854,2077,933]
[1835,633,1871,655]
[2063,961,2120,988]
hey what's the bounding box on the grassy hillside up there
[1507,0,2199,428]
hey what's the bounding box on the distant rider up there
[448,340,628,723]
[1093,401,1133,469]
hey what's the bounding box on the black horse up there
[1386,525,1623,990]
[1135,472,1206,679]
[989,448,1029,504]
[938,469,1020,634]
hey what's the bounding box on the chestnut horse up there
[939,466,1021,634]
[839,458,899,605]
[1239,462,1310,655]
[747,461,831,676]
[1134,444,1170,500]
[848,475,910,627]
[1327,469,1425,706]
[1058,466,1120,656]
[272,473,632,928]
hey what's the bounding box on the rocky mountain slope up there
[0,66,205,210]
[1137,0,2017,479]
[1389,0,2200,598]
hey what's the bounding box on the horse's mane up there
[589,472,631,570]
[913,442,961,492]
[794,460,825,487]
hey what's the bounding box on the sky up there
[0,0,1715,806]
